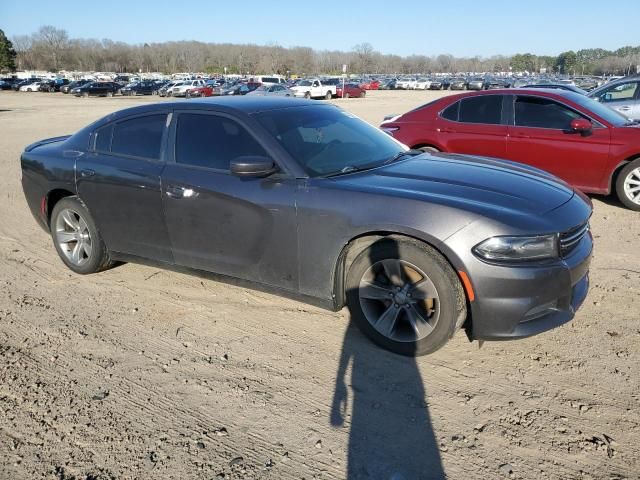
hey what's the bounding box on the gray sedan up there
[589,77,640,120]
[20,98,592,356]
[247,84,294,97]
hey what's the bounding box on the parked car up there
[336,83,366,98]
[588,76,639,120]
[380,89,640,210]
[428,78,447,90]
[396,78,417,90]
[39,79,71,92]
[185,85,214,98]
[219,83,255,96]
[246,84,294,97]
[121,81,160,96]
[20,81,43,92]
[158,81,183,97]
[291,78,336,99]
[414,78,432,90]
[169,80,207,97]
[466,78,486,90]
[72,82,120,97]
[61,80,91,94]
[522,83,588,95]
[449,78,468,90]
[0,80,12,90]
[20,97,593,356]
[361,79,380,90]
[379,79,397,90]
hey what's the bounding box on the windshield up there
[254,105,406,177]
[566,91,629,126]
[298,80,312,86]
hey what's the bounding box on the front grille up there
[559,221,589,257]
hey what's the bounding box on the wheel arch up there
[331,231,471,331]
[46,188,75,227]
[410,143,443,152]
[609,154,640,193]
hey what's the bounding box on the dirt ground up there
[0,90,638,480]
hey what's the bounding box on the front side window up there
[515,96,584,130]
[175,114,268,170]
[596,82,638,103]
[111,114,166,159]
[458,95,503,124]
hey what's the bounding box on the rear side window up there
[111,114,166,159]
[459,96,503,124]
[94,124,113,152]
[175,113,267,170]
[515,96,585,130]
[441,102,459,121]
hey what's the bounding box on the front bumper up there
[467,232,592,340]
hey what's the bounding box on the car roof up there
[98,97,322,123]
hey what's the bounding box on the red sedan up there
[185,85,214,98]
[380,89,640,210]
[336,83,366,98]
[361,79,380,90]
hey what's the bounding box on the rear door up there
[436,94,509,158]
[77,112,173,262]
[160,111,298,289]
[506,94,611,191]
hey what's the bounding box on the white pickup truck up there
[291,78,336,99]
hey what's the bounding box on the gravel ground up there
[0,90,638,480]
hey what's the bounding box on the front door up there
[506,95,611,191]
[161,111,298,290]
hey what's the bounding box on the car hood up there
[331,153,575,216]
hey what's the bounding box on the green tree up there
[0,29,17,72]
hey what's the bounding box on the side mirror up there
[230,156,277,177]
[570,118,592,134]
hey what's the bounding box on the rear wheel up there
[50,197,113,274]
[359,90,366,98]
[345,238,465,356]
[418,146,440,154]
[344,92,350,98]
[616,159,640,211]
[106,91,113,97]
[325,91,332,100]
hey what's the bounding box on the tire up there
[345,238,466,356]
[186,92,191,99]
[304,92,311,99]
[344,92,350,99]
[49,87,55,93]
[82,92,89,98]
[359,90,366,98]
[615,159,640,211]
[50,197,113,275]
[106,91,113,97]
[325,91,332,100]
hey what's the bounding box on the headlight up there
[473,234,558,262]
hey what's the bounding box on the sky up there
[1,0,637,58]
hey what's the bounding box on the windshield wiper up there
[383,149,425,165]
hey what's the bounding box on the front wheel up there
[345,238,466,356]
[359,90,366,98]
[616,159,640,211]
[304,92,311,99]
[106,91,113,97]
[50,197,113,274]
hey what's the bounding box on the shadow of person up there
[331,239,445,480]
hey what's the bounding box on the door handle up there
[80,169,95,177]
[511,134,530,139]
[618,106,631,111]
[165,185,185,199]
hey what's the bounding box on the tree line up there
[2,25,639,76]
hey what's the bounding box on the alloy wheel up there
[623,167,640,205]
[55,208,93,266]
[358,259,440,342]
